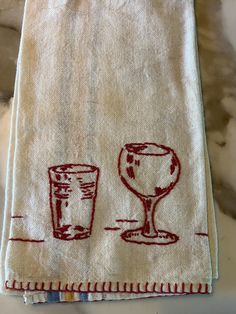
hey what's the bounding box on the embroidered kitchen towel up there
[0,0,218,304]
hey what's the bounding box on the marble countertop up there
[0,0,236,313]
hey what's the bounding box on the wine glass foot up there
[120,228,179,245]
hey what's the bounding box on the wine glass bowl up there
[118,142,181,245]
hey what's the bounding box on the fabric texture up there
[0,0,218,304]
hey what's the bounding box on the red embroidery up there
[126,166,135,179]
[115,219,138,223]
[5,280,210,295]
[135,160,140,166]
[190,283,193,293]
[152,282,156,292]
[195,232,208,236]
[198,283,202,293]
[174,283,178,293]
[160,283,164,293]
[9,238,44,243]
[48,164,99,240]
[130,283,133,292]
[127,154,134,164]
[11,215,24,218]
[118,143,181,246]
[137,282,141,292]
[170,156,178,175]
[120,228,179,245]
[104,227,121,231]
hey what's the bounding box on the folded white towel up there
[0,0,218,304]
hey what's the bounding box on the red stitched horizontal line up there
[9,238,45,243]
[195,232,208,236]
[81,194,94,198]
[80,188,93,192]
[52,182,70,187]
[81,191,94,196]
[5,281,211,295]
[80,189,94,193]
[104,227,121,231]
[115,219,138,223]
[80,182,95,187]
[80,184,95,188]
[81,196,93,200]
[11,215,24,218]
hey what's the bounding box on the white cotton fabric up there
[0,0,218,303]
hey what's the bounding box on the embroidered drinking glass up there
[48,164,99,240]
[118,142,181,245]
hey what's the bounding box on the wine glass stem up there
[141,197,158,237]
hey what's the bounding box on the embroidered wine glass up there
[118,142,181,245]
